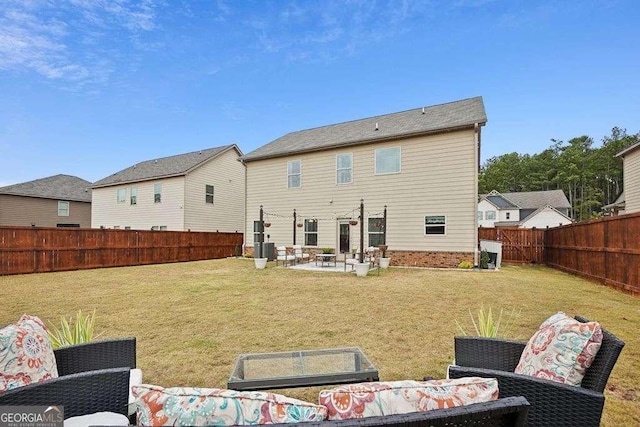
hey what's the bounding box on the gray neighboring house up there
[91,145,245,232]
[478,190,572,228]
[0,174,92,228]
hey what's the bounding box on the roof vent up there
[375,122,379,131]
[422,107,425,115]
[154,159,158,163]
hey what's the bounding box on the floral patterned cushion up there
[514,312,602,386]
[0,314,59,392]
[132,384,327,426]
[319,377,498,420]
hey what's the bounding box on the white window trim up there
[287,160,302,189]
[154,183,162,203]
[117,188,126,204]
[374,147,402,175]
[486,210,496,220]
[336,153,353,185]
[424,215,447,236]
[57,201,69,217]
[205,184,214,204]
[304,219,318,246]
[130,187,137,205]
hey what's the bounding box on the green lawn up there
[1,259,638,425]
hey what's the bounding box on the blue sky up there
[1,0,639,186]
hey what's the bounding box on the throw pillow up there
[319,377,498,420]
[514,312,602,386]
[0,314,59,392]
[132,384,327,426]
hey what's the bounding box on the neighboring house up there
[0,174,92,228]
[241,97,487,268]
[478,190,572,228]
[602,191,626,216]
[615,142,640,214]
[91,145,245,232]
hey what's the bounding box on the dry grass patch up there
[1,259,638,425]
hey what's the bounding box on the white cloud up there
[238,0,436,63]
[0,0,160,85]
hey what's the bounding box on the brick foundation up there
[246,246,474,268]
[387,250,474,268]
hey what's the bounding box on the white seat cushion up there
[64,412,129,427]
[129,368,143,416]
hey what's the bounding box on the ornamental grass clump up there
[455,306,521,339]
[48,309,103,348]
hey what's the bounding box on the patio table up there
[315,253,337,267]
[228,347,379,391]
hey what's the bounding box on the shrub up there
[48,309,103,348]
[455,306,521,338]
[458,261,474,269]
[321,247,335,254]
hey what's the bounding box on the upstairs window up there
[154,183,162,203]
[336,154,353,184]
[206,185,214,204]
[477,211,483,221]
[375,147,401,175]
[130,188,137,205]
[486,211,496,220]
[425,215,446,235]
[304,219,318,246]
[117,188,126,203]
[288,160,301,188]
[57,201,69,217]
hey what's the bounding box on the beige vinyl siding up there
[91,177,185,230]
[246,130,477,252]
[184,148,245,232]
[0,195,91,227]
[624,149,640,214]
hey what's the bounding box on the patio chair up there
[0,338,136,419]
[364,246,377,267]
[448,316,625,426]
[293,245,310,264]
[276,246,295,267]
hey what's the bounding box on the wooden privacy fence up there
[478,227,545,264]
[0,227,244,276]
[545,212,640,296]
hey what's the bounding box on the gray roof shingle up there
[0,174,92,202]
[482,190,571,210]
[242,97,486,161]
[486,195,518,208]
[93,145,240,188]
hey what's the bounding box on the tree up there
[479,127,640,221]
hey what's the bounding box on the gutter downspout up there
[239,157,248,256]
[474,123,481,267]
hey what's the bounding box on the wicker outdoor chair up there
[271,396,530,426]
[0,337,136,419]
[449,316,625,427]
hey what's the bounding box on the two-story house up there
[91,145,245,232]
[478,190,572,228]
[614,142,640,214]
[241,97,487,268]
[0,174,92,228]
